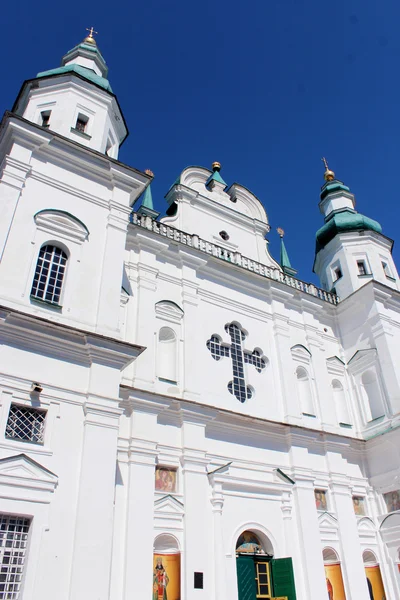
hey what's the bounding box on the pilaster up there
[292,473,329,600]
[69,398,122,600]
[330,479,371,599]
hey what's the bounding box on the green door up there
[236,555,257,600]
[271,557,297,600]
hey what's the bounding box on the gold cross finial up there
[321,157,335,182]
[86,26,98,38]
[84,27,98,45]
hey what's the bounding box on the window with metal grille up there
[0,514,30,599]
[5,405,46,444]
[30,245,67,305]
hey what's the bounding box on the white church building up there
[0,30,399,600]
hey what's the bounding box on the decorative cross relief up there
[206,323,267,403]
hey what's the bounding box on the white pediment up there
[0,454,58,493]
[326,356,346,376]
[291,344,311,364]
[155,301,184,324]
[318,512,339,530]
[155,494,184,515]
[34,209,89,243]
[347,348,377,375]
[358,517,376,532]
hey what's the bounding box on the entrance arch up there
[235,528,296,600]
[153,534,180,600]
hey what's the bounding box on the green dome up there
[316,209,382,252]
[36,64,113,92]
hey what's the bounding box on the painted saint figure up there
[155,467,176,493]
[153,557,169,600]
[326,577,334,600]
[236,530,263,554]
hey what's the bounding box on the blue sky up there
[2,0,400,285]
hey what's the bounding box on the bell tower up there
[12,28,126,158]
[313,160,399,299]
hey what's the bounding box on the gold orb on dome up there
[321,157,335,182]
[277,227,285,238]
[145,169,154,177]
[212,161,221,172]
[324,169,335,182]
[84,35,96,45]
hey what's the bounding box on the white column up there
[271,317,302,424]
[292,475,329,600]
[180,413,212,600]
[210,478,227,600]
[96,203,130,335]
[69,399,122,600]
[331,481,371,599]
[0,152,31,261]
[281,488,308,599]
[123,403,158,600]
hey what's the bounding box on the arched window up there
[361,370,385,421]
[296,366,315,416]
[157,327,177,383]
[31,244,68,305]
[332,379,351,425]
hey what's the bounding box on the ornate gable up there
[0,454,58,494]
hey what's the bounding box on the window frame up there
[5,403,47,445]
[30,243,68,307]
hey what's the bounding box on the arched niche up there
[153,534,181,600]
[363,548,387,600]
[323,547,340,564]
[154,533,180,554]
[157,327,178,383]
[332,379,351,425]
[296,366,315,416]
[361,370,385,421]
[323,547,346,600]
[236,530,273,556]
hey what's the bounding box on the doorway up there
[235,530,297,600]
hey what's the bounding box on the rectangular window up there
[381,261,394,279]
[357,260,368,275]
[75,113,88,133]
[333,267,342,281]
[255,561,272,598]
[0,514,31,599]
[40,110,51,128]
[5,404,46,444]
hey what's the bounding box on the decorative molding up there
[0,453,57,495]
[130,212,339,305]
[34,209,89,244]
[326,356,346,376]
[155,301,184,324]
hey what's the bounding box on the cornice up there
[0,304,145,369]
[0,112,151,203]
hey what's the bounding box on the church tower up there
[12,28,127,158]
[0,30,150,335]
[313,160,399,299]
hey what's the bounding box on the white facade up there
[0,35,399,600]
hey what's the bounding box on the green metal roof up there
[141,184,154,210]
[206,169,227,187]
[316,209,382,252]
[36,64,113,92]
[280,237,292,270]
